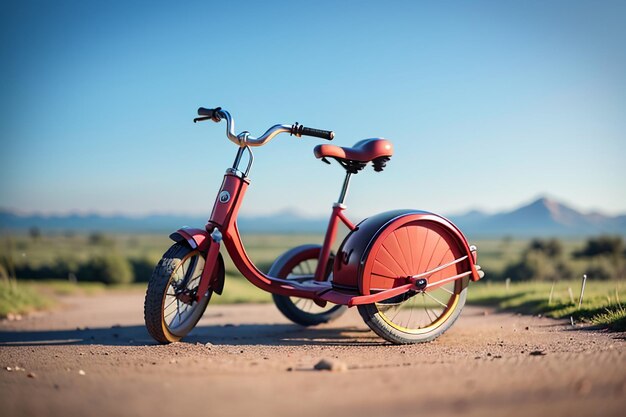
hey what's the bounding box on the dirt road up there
[1,291,624,417]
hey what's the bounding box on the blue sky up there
[1,0,625,219]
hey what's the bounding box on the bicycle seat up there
[314,138,394,163]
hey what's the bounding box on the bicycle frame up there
[144,106,488,345]
[200,162,356,301]
[170,139,481,308]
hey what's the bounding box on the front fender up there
[169,227,210,252]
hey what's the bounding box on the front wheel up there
[270,244,346,326]
[144,243,211,343]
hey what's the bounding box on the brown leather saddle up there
[313,138,393,173]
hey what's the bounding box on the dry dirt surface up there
[1,291,625,417]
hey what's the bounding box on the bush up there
[574,236,624,258]
[501,260,532,281]
[51,256,80,278]
[79,254,134,285]
[574,236,626,280]
[503,240,573,281]
[130,258,156,283]
[585,263,613,281]
[528,238,563,259]
[88,232,113,246]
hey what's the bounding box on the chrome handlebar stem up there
[217,109,292,148]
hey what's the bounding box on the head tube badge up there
[218,190,231,204]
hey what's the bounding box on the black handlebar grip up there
[296,125,334,140]
[301,127,334,140]
[197,107,221,117]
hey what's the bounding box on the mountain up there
[448,197,626,237]
[0,209,328,234]
[1,197,625,236]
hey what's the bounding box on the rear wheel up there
[270,244,346,326]
[144,243,211,343]
[357,220,469,344]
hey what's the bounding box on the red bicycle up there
[144,107,484,344]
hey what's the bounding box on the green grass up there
[467,279,626,331]
[468,237,590,278]
[0,233,328,277]
[28,280,109,296]
[211,274,272,304]
[0,276,270,319]
[0,233,594,283]
[0,279,152,318]
[3,232,623,330]
[0,280,56,318]
[25,280,149,296]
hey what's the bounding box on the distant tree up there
[574,236,625,280]
[502,259,534,281]
[585,262,613,281]
[527,238,563,259]
[130,258,155,283]
[503,250,572,281]
[29,227,41,241]
[503,238,573,281]
[88,232,112,246]
[52,256,80,278]
[79,254,133,285]
[574,236,624,259]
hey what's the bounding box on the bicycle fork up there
[196,227,223,301]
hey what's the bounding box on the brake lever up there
[193,116,213,123]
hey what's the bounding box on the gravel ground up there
[1,292,625,417]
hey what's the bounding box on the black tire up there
[270,244,346,326]
[357,279,468,344]
[144,243,211,343]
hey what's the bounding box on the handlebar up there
[194,107,334,147]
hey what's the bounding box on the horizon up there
[2,193,624,219]
[1,1,625,219]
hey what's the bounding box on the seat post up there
[337,172,352,205]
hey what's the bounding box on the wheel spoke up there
[174,300,181,325]
[275,252,345,322]
[423,291,449,308]
[439,286,454,295]
[422,294,434,322]
[188,276,200,287]
[389,302,403,323]
[181,260,187,279]
[406,295,414,328]
[164,296,177,310]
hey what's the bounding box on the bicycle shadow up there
[0,322,383,348]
